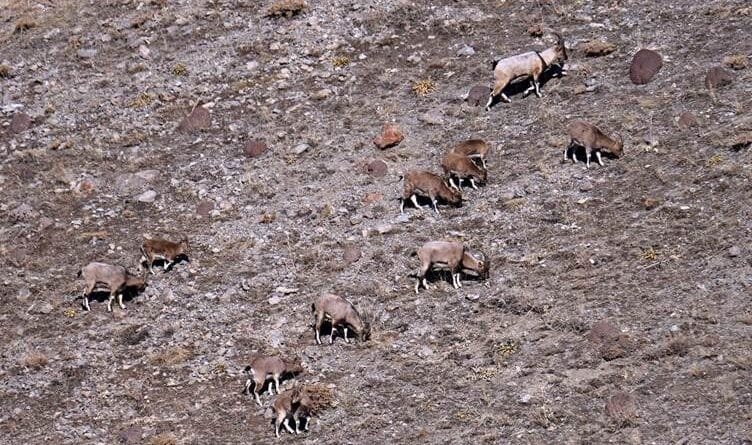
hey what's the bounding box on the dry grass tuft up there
[706,154,724,166]
[128,92,155,109]
[171,63,188,76]
[605,392,637,426]
[0,64,12,78]
[265,0,307,18]
[20,352,49,370]
[412,79,436,97]
[304,383,335,414]
[63,308,76,318]
[147,432,178,445]
[332,55,351,68]
[722,54,749,70]
[14,16,37,33]
[149,346,193,366]
[640,247,658,261]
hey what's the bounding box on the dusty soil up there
[1,0,751,444]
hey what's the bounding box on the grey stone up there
[136,190,157,203]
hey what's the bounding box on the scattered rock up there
[605,392,637,425]
[418,109,444,126]
[9,112,32,134]
[196,200,214,217]
[456,44,475,56]
[728,246,741,257]
[177,104,211,133]
[705,66,735,90]
[642,198,661,210]
[365,159,388,177]
[17,287,31,302]
[581,40,616,57]
[677,111,698,129]
[136,190,157,203]
[343,245,361,263]
[643,132,659,147]
[465,294,480,301]
[375,224,394,234]
[464,84,489,106]
[268,294,283,305]
[9,203,35,221]
[36,302,54,315]
[118,426,144,445]
[373,123,404,149]
[310,88,333,100]
[292,143,310,155]
[244,140,268,158]
[629,49,662,85]
[76,48,97,59]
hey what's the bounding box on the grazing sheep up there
[441,151,488,190]
[450,139,491,169]
[487,33,568,110]
[139,236,190,274]
[243,355,304,406]
[566,120,624,168]
[311,293,371,345]
[400,170,462,215]
[78,262,147,311]
[413,241,489,294]
[272,387,313,437]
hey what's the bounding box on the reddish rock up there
[365,159,388,177]
[605,392,637,424]
[196,200,214,216]
[9,112,32,134]
[465,84,490,106]
[343,245,361,263]
[705,66,735,90]
[244,139,268,158]
[586,319,633,361]
[373,123,404,149]
[629,49,662,85]
[677,111,698,129]
[177,104,210,133]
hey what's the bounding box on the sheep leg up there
[422,278,428,290]
[303,416,310,431]
[149,262,156,275]
[330,324,336,344]
[243,378,252,395]
[522,78,536,97]
[564,141,572,162]
[275,412,285,437]
[163,261,169,272]
[254,389,262,406]
[274,375,281,395]
[414,278,421,294]
[294,414,301,434]
[596,150,604,166]
[343,327,350,343]
[585,146,592,169]
[533,76,542,98]
[107,293,115,312]
[82,286,91,311]
[314,312,324,345]
[448,177,459,190]
[480,158,487,169]
[410,194,421,211]
[469,178,478,190]
[431,198,440,215]
[283,417,295,434]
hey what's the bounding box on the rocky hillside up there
[1,0,751,444]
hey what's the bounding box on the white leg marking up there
[470,178,478,190]
[117,293,125,310]
[485,94,493,111]
[283,418,294,434]
[410,194,420,210]
[596,151,604,166]
[501,93,511,103]
[107,295,114,312]
[343,327,349,343]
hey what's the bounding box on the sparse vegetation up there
[147,433,178,445]
[14,16,37,33]
[20,352,49,370]
[332,55,351,68]
[171,63,188,76]
[641,247,658,261]
[149,346,193,366]
[265,0,307,17]
[412,79,436,97]
[707,154,724,166]
[128,92,155,109]
[0,65,12,78]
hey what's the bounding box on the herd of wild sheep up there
[74,32,626,437]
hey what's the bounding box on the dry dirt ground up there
[1,0,752,444]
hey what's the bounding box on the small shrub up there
[171,63,188,76]
[707,154,724,166]
[412,79,436,97]
[63,308,76,318]
[128,92,155,109]
[14,16,37,33]
[21,352,49,370]
[149,346,192,366]
[640,247,658,261]
[0,65,12,79]
[148,433,177,445]
[723,54,748,70]
[332,55,350,68]
[265,0,307,18]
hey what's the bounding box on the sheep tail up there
[76,268,82,278]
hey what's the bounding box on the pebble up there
[728,246,741,257]
[136,190,157,203]
[456,45,475,56]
